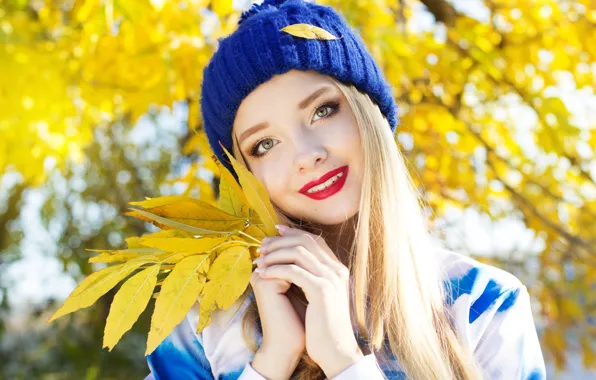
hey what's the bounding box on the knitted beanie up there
[200,0,399,174]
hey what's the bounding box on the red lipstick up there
[299,166,349,200]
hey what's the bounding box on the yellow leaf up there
[212,0,233,17]
[243,225,265,241]
[214,154,250,218]
[146,254,211,355]
[141,229,195,239]
[138,237,227,254]
[221,145,279,237]
[150,202,246,232]
[124,210,172,230]
[196,245,252,334]
[280,23,341,40]
[88,252,147,264]
[130,195,205,209]
[125,236,144,249]
[48,258,157,322]
[128,208,233,236]
[87,247,167,263]
[131,196,248,232]
[103,264,160,351]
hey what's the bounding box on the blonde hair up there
[231,76,486,379]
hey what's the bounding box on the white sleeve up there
[473,285,546,379]
[330,353,386,380]
[238,353,386,380]
[237,362,268,380]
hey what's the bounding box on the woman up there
[145,0,546,378]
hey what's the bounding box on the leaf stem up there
[237,230,263,245]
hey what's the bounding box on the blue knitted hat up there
[200,0,399,174]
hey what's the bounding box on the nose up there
[293,127,327,174]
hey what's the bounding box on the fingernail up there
[275,225,288,233]
[253,258,263,265]
[254,268,264,275]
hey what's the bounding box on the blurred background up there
[0,0,595,378]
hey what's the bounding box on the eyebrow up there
[236,85,334,147]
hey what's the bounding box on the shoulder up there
[436,249,546,379]
[436,248,528,334]
[437,248,526,311]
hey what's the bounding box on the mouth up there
[299,166,349,200]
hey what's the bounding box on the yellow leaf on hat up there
[280,23,341,40]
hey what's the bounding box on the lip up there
[299,166,349,200]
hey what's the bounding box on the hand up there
[254,225,364,378]
[249,262,305,378]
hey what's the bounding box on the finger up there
[265,228,341,269]
[258,264,323,300]
[250,269,291,293]
[256,246,326,277]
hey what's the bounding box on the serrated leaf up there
[48,258,157,322]
[103,264,160,351]
[214,155,250,217]
[87,248,166,254]
[138,237,227,254]
[125,236,144,249]
[89,252,143,264]
[87,247,165,263]
[87,248,167,263]
[196,245,252,334]
[129,208,232,236]
[221,145,279,237]
[132,196,247,232]
[124,210,171,230]
[280,23,340,40]
[145,254,211,356]
[141,229,196,239]
[130,195,193,209]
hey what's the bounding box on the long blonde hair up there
[231,76,486,379]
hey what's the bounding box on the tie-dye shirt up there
[144,249,546,379]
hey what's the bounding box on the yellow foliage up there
[48,144,278,355]
[2,0,589,368]
[138,237,227,254]
[47,258,157,322]
[146,254,211,355]
[214,154,250,218]
[221,145,279,236]
[104,264,160,351]
[196,245,252,334]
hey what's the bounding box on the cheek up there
[326,115,361,153]
[253,162,290,201]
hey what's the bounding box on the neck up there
[318,215,358,268]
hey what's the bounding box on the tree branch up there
[419,0,457,26]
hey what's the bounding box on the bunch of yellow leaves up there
[47,146,279,356]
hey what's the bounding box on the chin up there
[277,192,360,225]
[288,207,359,226]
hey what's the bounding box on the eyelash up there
[249,101,340,158]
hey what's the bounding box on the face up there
[232,69,363,225]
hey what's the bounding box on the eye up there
[250,137,278,158]
[312,102,340,122]
[248,101,340,159]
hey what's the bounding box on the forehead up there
[233,70,335,126]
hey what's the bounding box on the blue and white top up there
[144,249,547,379]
